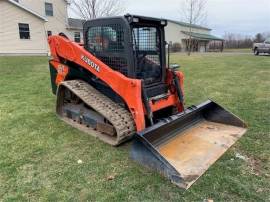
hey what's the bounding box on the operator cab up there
[83,14,168,98]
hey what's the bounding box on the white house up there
[165,20,223,52]
[0,0,83,55]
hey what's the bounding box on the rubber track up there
[58,80,136,146]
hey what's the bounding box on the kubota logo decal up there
[81,55,100,72]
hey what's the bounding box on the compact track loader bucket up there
[131,100,247,189]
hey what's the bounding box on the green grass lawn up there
[0,53,269,201]
[223,48,252,53]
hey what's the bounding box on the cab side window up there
[87,25,124,53]
[86,24,128,76]
[87,26,103,52]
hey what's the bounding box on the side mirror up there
[169,64,180,70]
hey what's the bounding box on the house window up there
[45,2,53,16]
[47,31,52,37]
[18,23,30,39]
[74,32,81,43]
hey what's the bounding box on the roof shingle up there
[181,31,223,41]
[168,19,211,31]
[67,18,86,30]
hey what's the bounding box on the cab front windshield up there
[133,26,162,85]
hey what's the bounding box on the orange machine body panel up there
[48,35,184,132]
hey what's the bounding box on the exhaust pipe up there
[130,100,247,189]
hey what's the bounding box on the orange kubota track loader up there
[48,14,247,189]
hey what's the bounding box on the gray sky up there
[123,0,270,37]
[69,0,270,37]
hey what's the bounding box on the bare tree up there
[70,0,125,20]
[180,0,207,55]
[254,33,264,43]
[223,33,253,49]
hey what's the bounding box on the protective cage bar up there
[130,100,247,189]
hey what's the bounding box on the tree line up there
[220,32,270,49]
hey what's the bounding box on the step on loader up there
[48,14,247,189]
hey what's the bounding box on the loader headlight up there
[160,20,166,25]
[132,17,139,23]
